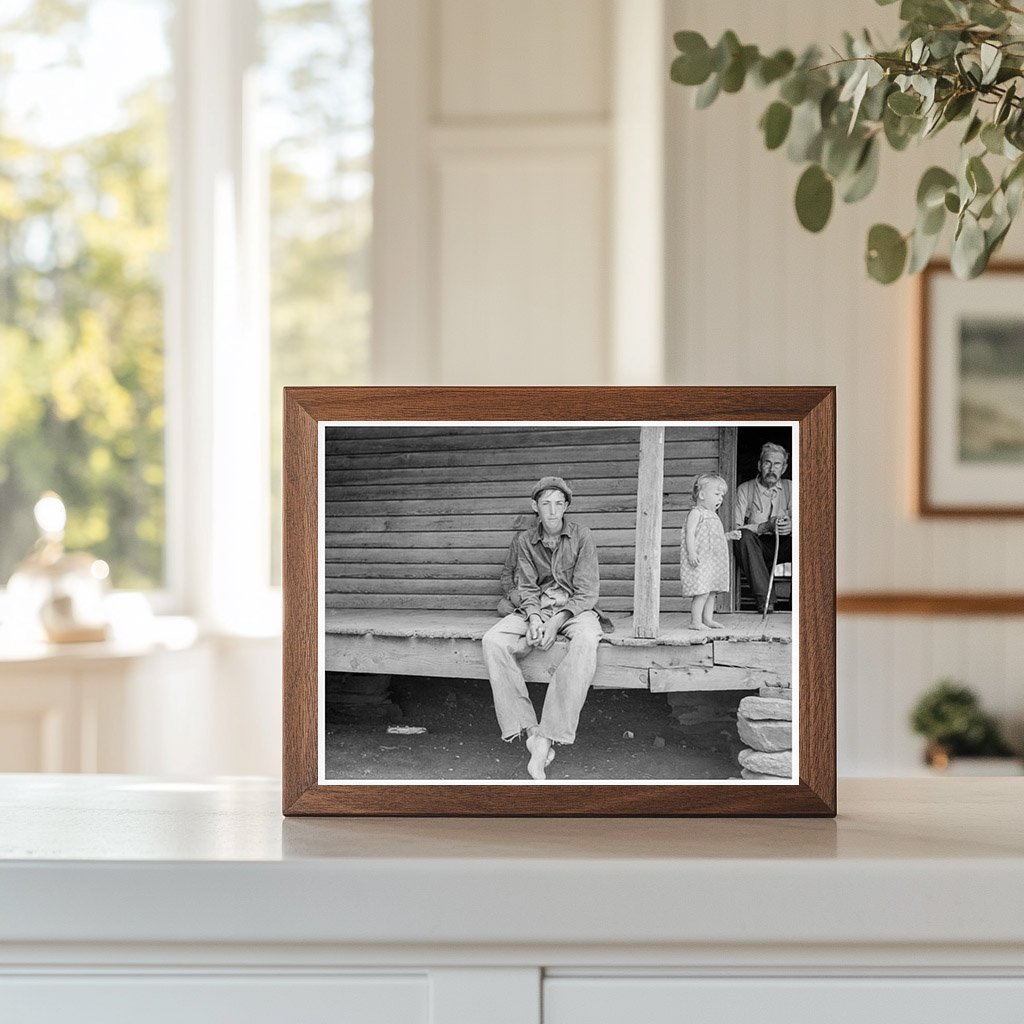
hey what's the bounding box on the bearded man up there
[733,442,793,614]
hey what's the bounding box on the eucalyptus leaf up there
[795,164,834,232]
[842,137,880,203]
[942,92,974,122]
[921,200,946,235]
[962,115,983,145]
[779,73,807,106]
[822,128,863,178]
[917,166,957,210]
[970,2,1009,30]
[710,31,740,73]
[967,154,995,195]
[888,90,921,115]
[754,49,795,87]
[908,221,943,273]
[760,102,793,150]
[694,73,721,109]
[981,122,1005,155]
[951,212,986,278]
[944,190,961,213]
[866,223,908,283]
[995,82,1017,124]
[787,100,823,162]
[980,42,1002,86]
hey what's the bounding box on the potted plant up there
[909,679,1020,772]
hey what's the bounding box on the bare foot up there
[703,618,725,628]
[689,621,709,631]
[526,733,555,780]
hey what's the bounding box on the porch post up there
[633,426,665,639]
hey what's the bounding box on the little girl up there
[680,473,741,630]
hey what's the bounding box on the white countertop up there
[1,775,1022,953]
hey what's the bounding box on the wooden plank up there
[326,442,639,465]
[323,529,642,548]
[633,426,665,640]
[327,425,720,446]
[323,510,665,531]
[323,632,649,688]
[322,457,719,485]
[719,425,739,612]
[322,476,644,498]
[326,545,649,565]
[649,666,773,692]
[713,639,794,674]
[324,439,720,465]
[324,577,642,597]
[322,495,642,515]
[328,426,642,453]
[324,561,683,581]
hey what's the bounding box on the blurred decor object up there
[6,493,111,644]
[917,262,1024,517]
[910,679,1019,771]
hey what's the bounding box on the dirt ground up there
[324,675,746,782]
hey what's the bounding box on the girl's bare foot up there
[526,732,555,780]
[689,620,709,631]
[703,617,725,628]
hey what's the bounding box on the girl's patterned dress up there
[679,507,731,595]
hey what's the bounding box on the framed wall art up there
[917,261,1024,516]
[282,387,836,816]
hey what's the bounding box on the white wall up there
[664,0,1024,771]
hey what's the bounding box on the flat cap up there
[532,476,572,505]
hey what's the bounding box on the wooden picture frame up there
[283,387,836,816]
[917,261,1024,517]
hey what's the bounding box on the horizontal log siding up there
[324,426,723,614]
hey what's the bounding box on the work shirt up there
[734,477,792,532]
[514,517,610,629]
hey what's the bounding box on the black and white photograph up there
[319,421,798,784]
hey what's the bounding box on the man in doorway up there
[733,442,793,614]
[482,476,609,780]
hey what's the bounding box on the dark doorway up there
[732,426,795,612]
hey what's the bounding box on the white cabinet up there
[1,777,1022,1024]
[0,975,428,1024]
[544,977,1024,1023]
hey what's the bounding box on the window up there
[261,0,372,583]
[0,0,173,589]
[0,0,373,619]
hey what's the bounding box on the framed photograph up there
[283,387,835,816]
[917,261,1024,516]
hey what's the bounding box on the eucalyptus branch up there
[670,2,1024,283]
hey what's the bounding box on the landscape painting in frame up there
[318,421,799,786]
[920,262,1024,515]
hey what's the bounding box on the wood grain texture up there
[838,592,1024,615]
[282,386,836,817]
[632,425,665,638]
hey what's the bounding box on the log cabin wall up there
[324,425,725,615]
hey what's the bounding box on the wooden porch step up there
[323,610,792,692]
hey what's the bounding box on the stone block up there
[738,695,792,721]
[737,715,792,752]
[738,748,792,777]
[760,685,790,700]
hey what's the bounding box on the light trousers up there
[481,610,603,745]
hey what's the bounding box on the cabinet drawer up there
[0,974,428,1024]
[544,977,1024,1024]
